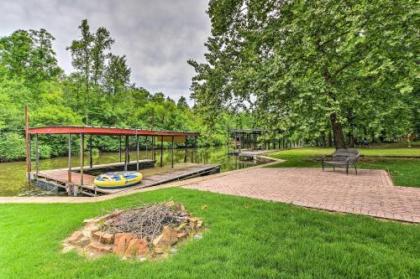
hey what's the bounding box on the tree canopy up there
[0,19,237,161]
[190,0,418,148]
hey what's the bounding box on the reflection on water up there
[0,147,259,196]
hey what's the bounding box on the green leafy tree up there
[0,30,32,78]
[104,54,131,95]
[177,96,189,110]
[91,27,114,86]
[151,92,165,103]
[0,78,31,130]
[27,29,61,83]
[0,29,60,85]
[0,133,26,162]
[190,0,417,148]
[67,19,95,122]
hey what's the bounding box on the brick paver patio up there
[183,168,420,223]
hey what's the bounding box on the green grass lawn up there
[0,188,419,278]
[268,147,420,187]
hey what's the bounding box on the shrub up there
[0,133,26,161]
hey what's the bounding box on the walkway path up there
[183,168,420,223]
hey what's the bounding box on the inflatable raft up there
[94,171,143,189]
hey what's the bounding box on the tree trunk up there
[85,72,89,125]
[330,113,346,149]
[322,68,346,149]
[321,132,326,147]
[328,130,333,147]
[347,110,355,147]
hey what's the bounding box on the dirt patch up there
[63,201,204,260]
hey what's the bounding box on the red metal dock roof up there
[28,126,199,138]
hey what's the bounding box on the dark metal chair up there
[321,149,360,175]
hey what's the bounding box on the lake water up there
[0,147,259,196]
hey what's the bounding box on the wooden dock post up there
[145,136,148,159]
[35,134,39,179]
[68,134,72,183]
[124,135,129,171]
[239,133,242,152]
[24,105,31,183]
[160,136,163,167]
[152,136,155,160]
[119,136,122,162]
[255,133,258,150]
[191,136,195,163]
[80,133,84,186]
[89,135,93,168]
[127,137,130,163]
[184,137,188,163]
[136,134,140,171]
[171,136,174,168]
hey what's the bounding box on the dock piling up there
[80,133,84,186]
[35,134,39,180]
[119,136,122,162]
[160,136,163,167]
[145,136,148,159]
[136,134,140,171]
[184,137,187,163]
[124,135,129,171]
[89,135,93,168]
[68,134,72,183]
[152,136,155,160]
[171,136,174,168]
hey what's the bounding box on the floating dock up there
[71,160,156,174]
[229,150,270,162]
[23,123,209,197]
[32,162,220,197]
[238,150,267,161]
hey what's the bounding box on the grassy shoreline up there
[1,188,419,278]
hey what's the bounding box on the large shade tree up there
[0,29,60,85]
[189,0,417,148]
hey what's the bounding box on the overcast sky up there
[0,0,211,102]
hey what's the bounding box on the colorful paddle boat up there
[94,171,143,189]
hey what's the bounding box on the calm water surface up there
[0,147,259,196]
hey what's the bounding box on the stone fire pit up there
[63,201,204,260]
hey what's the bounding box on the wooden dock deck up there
[71,160,156,173]
[229,150,270,161]
[32,163,220,197]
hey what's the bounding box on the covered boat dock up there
[24,121,220,196]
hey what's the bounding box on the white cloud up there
[0,0,211,102]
